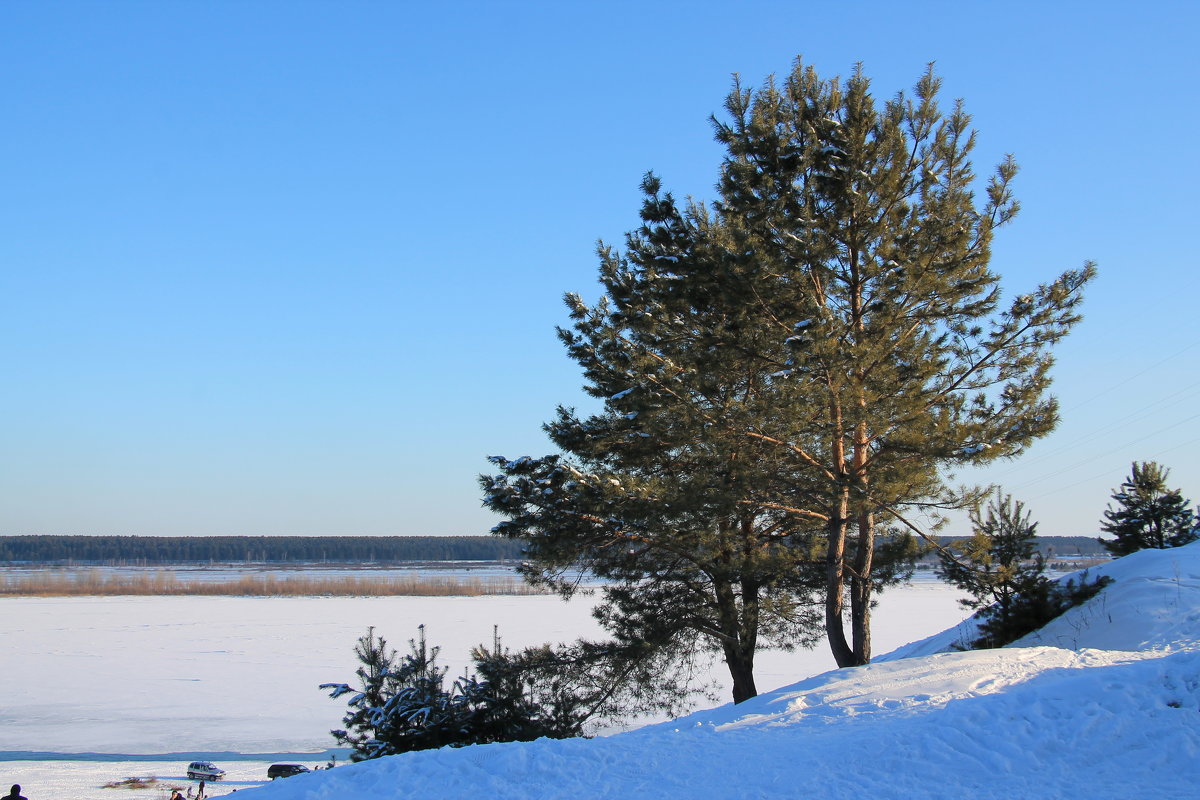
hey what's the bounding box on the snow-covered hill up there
[243,544,1200,800]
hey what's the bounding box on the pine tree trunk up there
[842,245,874,667]
[849,424,874,666]
[850,508,874,665]
[736,524,763,701]
[824,390,855,668]
[724,644,758,703]
[714,562,761,703]
[825,489,855,667]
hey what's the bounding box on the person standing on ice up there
[4,785,27,800]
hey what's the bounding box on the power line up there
[1025,431,1200,503]
[985,379,1200,480]
[1005,410,1200,494]
[1061,338,1200,416]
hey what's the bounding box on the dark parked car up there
[267,764,311,780]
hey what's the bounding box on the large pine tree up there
[482,204,827,701]
[1100,461,1196,555]
[486,58,1093,675]
[681,61,1092,666]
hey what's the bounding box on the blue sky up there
[2,1,1197,539]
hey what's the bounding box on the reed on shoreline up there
[0,569,546,597]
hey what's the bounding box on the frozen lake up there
[1,577,970,755]
[0,578,970,798]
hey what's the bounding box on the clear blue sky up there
[2,1,1197,539]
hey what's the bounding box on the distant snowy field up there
[0,577,968,799]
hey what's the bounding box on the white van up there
[186,761,225,781]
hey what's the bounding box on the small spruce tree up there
[321,625,454,760]
[939,493,1111,648]
[938,495,1043,609]
[322,626,693,759]
[1100,461,1196,555]
[937,493,1053,647]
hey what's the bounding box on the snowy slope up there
[239,544,1200,800]
[885,541,1200,659]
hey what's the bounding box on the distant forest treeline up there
[932,535,1108,558]
[0,534,1104,566]
[1032,536,1110,556]
[0,535,526,565]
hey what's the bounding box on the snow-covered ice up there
[1,759,289,800]
[0,579,965,756]
[1,595,609,755]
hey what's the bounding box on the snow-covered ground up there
[0,760,297,800]
[61,544,1195,800]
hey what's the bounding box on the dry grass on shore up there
[0,569,546,597]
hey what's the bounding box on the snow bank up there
[237,544,1200,800]
[886,540,1200,659]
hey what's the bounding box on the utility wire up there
[1059,338,1200,416]
[1004,410,1200,494]
[1025,431,1200,503]
[985,379,1200,480]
